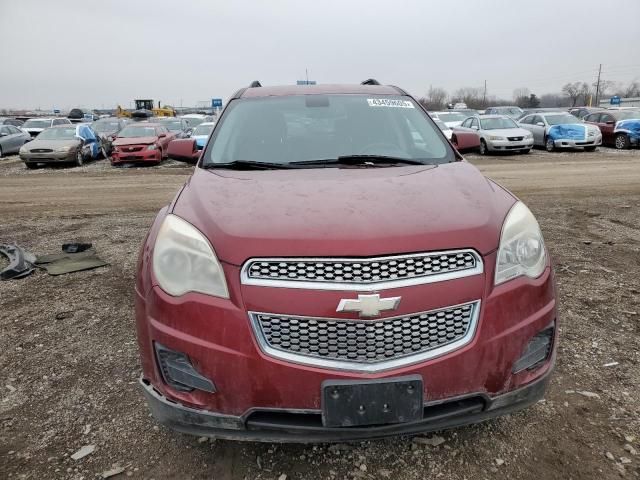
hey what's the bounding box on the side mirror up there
[471,126,479,130]
[0,132,7,137]
[606,120,615,125]
[158,133,166,138]
[536,122,545,127]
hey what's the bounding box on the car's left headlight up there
[495,202,547,285]
[152,214,229,298]
[525,133,533,139]
[147,144,157,150]
[55,145,73,153]
[488,135,505,141]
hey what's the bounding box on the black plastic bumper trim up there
[139,366,553,443]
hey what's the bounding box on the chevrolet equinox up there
[135,80,557,442]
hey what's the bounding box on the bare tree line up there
[418,79,640,110]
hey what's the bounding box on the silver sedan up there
[518,112,602,152]
[0,124,31,157]
[454,115,534,155]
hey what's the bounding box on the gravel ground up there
[1,149,639,479]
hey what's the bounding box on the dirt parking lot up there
[1,149,639,480]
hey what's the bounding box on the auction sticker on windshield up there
[367,98,414,108]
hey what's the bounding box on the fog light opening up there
[512,325,554,374]
[154,342,216,393]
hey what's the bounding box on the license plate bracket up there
[321,375,423,428]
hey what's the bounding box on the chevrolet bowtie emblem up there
[336,294,401,318]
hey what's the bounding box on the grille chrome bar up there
[249,301,481,372]
[241,250,483,291]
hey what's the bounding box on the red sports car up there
[111,123,175,165]
[135,81,557,442]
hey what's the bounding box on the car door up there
[0,126,14,152]
[598,113,616,145]
[157,126,171,151]
[8,126,26,152]
[529,115,546,145]
[518,115,535,142]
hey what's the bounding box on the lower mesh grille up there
[250,301,479,371]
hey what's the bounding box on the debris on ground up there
[70,444,96,460]
[101,465,127,478]
[36,246,108,275]
[0,243,36,280]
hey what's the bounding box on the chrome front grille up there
[242,250,482,290]
[250,301,480,372]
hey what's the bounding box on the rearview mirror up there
[536,122,545,127]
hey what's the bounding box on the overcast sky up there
[1,0,639,110]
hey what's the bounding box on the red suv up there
[135,80,557,442]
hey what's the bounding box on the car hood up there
[113,136,157,146]
[172,162,516,265]
[483,128,531,137]
[25,138,80,150]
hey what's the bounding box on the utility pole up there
[482,80,487,107]
[306,68,309,84]
[594,64,602,106]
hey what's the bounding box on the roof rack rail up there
[249,80,262,88]
[361,79,380,85]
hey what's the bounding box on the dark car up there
[135,80,557,442]
[583,109,640,149]
[568,106,603,119]
[156,117,192,139]
[0,118,24,127]
[91,117,128,154]
[68,108,98,123]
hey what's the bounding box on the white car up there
[430,111,467,128]
[180,114,215,128]
[455,115,534,155]
[22,117,71,138]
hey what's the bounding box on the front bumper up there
[140,366,552,442]
[487,138,534,151]
[551,135,602,149]
[21,151,76,163]
[111,147,161,164]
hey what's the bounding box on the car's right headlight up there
[152,214,229,298]
[495,202,547,285]
[488,135,505,141]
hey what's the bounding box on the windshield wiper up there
[202,160,297,170]
[290,155,425,167]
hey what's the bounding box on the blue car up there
[190,122,215,150]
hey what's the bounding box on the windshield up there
[92,121,120,132]
[436,113,466,123]
[204,95,453,167]
[193,124,214,136]
[117,126,157,138]
[23,119,51,129]
[546,114,579,126]
[480,117,518,130]
[37,127,77,140]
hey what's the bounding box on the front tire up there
[75,149,84,167]
[521,148,531,154]
[584,146,597,152]
[615,133,630,150]
[545,137,555,152]
[25,162,38,169]
[479,139,488,155]
[0,145,3,158]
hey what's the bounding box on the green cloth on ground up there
[35,249,109,276]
